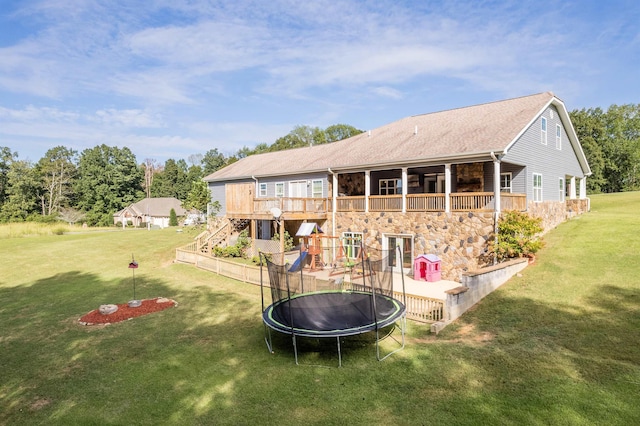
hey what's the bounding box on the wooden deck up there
[226,192,526,218]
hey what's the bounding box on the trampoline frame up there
[260,245,407,367]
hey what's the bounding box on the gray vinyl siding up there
[208,179,253,216]
[502,105,584,202]
[483,162,526,193]
[255,173,329,198]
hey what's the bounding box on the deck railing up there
[406,194,446,211]
[369,195,402,211]
[239,193,526,215]
[334,192,526,213]
[253,197,328,214]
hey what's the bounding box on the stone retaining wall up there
[333,211,495,281]
[330,198,589,281]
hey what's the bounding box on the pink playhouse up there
[413,254,441,282]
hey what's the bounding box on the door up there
[383,234,413,274]
[289,181,307,198]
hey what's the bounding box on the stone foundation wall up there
[333,211,495,281]
[527,198,590,233]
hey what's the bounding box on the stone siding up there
[333,211,495,281]
[527,198,590,233]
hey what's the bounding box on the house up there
[113,197,187,229]
[203,92,591,280]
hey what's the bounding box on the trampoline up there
[260,245,407,366]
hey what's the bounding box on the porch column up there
[493,159,501,213]
[402,167,408,213]
[365,170,370,213]
[279,219,285,260]
[444,164,452,213]
[579,177,587,199]
[569,176,577,199]
[332,171,338,212]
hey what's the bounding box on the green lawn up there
[1,194,639,425]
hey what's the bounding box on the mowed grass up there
[1,194,639,425]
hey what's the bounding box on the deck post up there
[444,164,451,213]
[402,168,408,213]
[493,157,501,213]
[365,170,370,213]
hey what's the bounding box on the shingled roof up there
[205,92,582,182]
[126,197,187,217]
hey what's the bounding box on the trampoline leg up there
[264,324,274,354]
[292,334,299,365]
[376,315,407,362]
[336,336,342,368]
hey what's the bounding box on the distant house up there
[113,197,187,228]
[202,92,591,279]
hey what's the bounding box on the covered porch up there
[330,160,529,214]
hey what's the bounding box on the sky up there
[0,0,638,164]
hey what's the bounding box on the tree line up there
[569,104,640,193]
[0,124,362,226]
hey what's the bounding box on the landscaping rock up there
[99,304,118,315]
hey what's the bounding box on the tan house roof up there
[205,92,588,181]
[114,197,187,218]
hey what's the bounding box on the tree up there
[570,108,607,193]
[36,146,77,216]
[324,124,363,142]
[151,158,188,199]
[202,148,227,175]
[182,180,211,213]
[169,208,178,226]
[570,104,640,193]
[0,160,40,222]
[75,145,144,226]
[142,158,161,199]
[0,147,17,207]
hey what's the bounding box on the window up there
[275,182,284,197]
[312,180,323,198]
[541,117,547,145]
[379,178,401,195]
[556,124,562,150]
[424,174,445,193]
[342,232,363,259]
[559,178,565,201]
[533,173,543,202]
[500,172,512,193]
[258,183,267,197]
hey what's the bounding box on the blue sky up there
[1,0,638,164]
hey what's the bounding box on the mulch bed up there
[78,297,177,325]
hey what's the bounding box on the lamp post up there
[128,254,141,307]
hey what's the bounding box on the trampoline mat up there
[263,291,405,337]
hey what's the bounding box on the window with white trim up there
[533,173,543,202]
[312,179,323,198]
[342,232,363,259]
[379,178,401,195]
[556,124,562,150]
[258,182,267,197]
[500,172,512,193]
[559,177,565,201]
[541,117,547,145]
[275,182,284,197]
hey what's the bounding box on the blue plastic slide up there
[288,251,308,272]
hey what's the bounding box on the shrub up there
[271,230,294,251]
[213,229,251,258]
[489,210,545,261]
[169,209,178,226]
